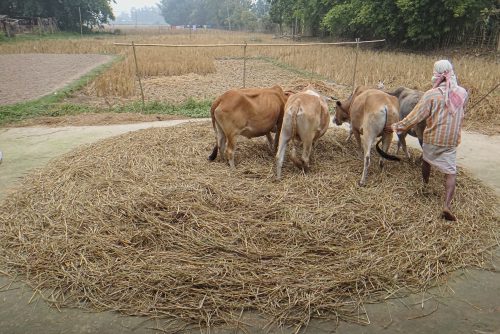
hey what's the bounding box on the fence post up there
[132,41,145,109]
[38,17,42,35]
[351,37,360,91]
[78,7,83,36]
[243,41,247,88]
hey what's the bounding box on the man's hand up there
[391,123,403,135]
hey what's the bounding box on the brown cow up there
[208,85,290,168]
[275,86,331,179]
[334,86,400,186]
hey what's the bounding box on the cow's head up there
[333,99,350,126]
[283,90,295,102]
[332,86,370,126]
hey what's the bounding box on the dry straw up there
[0,123,498,332]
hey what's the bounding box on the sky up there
[111,0,160,15]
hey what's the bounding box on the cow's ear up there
[336,101,342,107]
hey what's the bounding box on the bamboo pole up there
[351,38,360,91]
[243,41,247,88]
[78,7,83,37]
[113,40,386,48]
[132,41,145,109]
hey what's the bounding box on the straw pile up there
[0,123,498,332]
[460,79,500,135]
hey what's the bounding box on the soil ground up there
[0,54,114,105]
[0,121,498,333]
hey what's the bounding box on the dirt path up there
[0,121,498,333]
[0,54,114,105]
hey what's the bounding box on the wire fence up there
[114,39,386,107]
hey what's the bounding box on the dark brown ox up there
[334,86,400,186]
[275,86,331,179]
[208,85,290,168]
[387,87,425,159]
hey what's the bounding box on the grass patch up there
[115,99,212,118]
[0,32,79,43]
[0,31,115,43]
[0,99,211,126]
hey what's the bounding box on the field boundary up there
[114,38,386,105]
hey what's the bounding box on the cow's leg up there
[289,143,303,170]
[379,132,394,169]
[215,122,226,162]
[225,134,237,169]
[266,133,274,153]
[301,137,313,173]
[310,139,318,164]
[353,129,363,159]
[346,126,353,142]
[359,135,374,186]
[397,133,411,160]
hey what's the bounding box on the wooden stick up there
[132,41,145,109]
[243,41,247,88]
[113,40,386,48]
[351,38,360,91]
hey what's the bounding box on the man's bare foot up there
[442,208,457,221]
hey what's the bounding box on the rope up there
[466,82,500,113]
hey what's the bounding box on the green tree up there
[319,0,496,47]
[158,0,197,26]
[395,0,495,46]
[159,0,257,29]
[268,0,294,33]
[321,0,403,40]
[0,0,114,30]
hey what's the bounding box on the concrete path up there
[0,121,498,333]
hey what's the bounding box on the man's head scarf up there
[431,60,467,115]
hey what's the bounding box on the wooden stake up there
[132,41,145,109]
[243,41,247,88]
[78,7,83,36]
[351,38,360,91]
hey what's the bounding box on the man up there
[392,60,468,221]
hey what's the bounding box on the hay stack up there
[0,123,498,332]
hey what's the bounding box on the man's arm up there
[392,93,433,133]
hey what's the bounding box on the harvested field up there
[77,58,347,106]
[0,123,498,332]
[77,56,498,135]
[0,54,114,105]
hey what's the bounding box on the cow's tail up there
[208,96,222,161]
[376,106,400,161]
[289,102,303,168]
[376,138,400,161]
[291,103,299,148]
